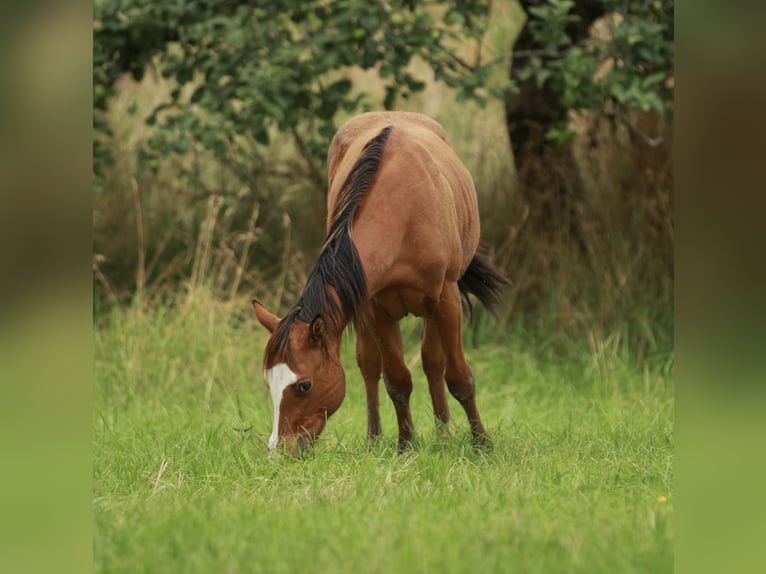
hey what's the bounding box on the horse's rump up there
[328,112,480,302]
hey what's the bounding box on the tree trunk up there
[505,0,605,305]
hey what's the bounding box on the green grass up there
[94,295,673,573]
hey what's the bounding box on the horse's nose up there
[292,435,312,458]
[285,433,312,459]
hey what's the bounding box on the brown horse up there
[253,111,510,457]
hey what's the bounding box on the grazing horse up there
[252,111,510,457]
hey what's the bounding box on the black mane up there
[266,125,393,359]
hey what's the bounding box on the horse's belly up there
[372,287,432,320]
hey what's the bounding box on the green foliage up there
[93,0,491,179]
[517,0,674,140]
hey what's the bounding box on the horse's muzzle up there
[285,433,312,459]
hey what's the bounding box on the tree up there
[93,0,492,183]
[501,0,674,349]
[505,0,673,215]
[507,0,673,144]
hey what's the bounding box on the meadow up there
[93,292,673,573]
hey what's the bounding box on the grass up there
[94,292,673,573]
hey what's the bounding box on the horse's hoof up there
[397,438,417,453]
[434,421,452,440]
[471,432,493,451]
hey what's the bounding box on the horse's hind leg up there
[430,282,491,449]
[355,319,382,440]
[421,318,451,437]
[371,307,415,451]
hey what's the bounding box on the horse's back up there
[328,112,479,304]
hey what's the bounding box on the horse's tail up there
[457,253,512,319]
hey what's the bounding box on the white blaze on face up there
[264,363,298,450]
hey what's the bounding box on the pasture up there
[94,293,673,573]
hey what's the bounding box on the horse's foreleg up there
[355,320,382,440]
[421,318,451,437]
[372,310,415,451]
[431,283,491,449]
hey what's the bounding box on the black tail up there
[457,254,512,319]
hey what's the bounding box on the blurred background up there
[93,0,673,363]
[21,2,766,573]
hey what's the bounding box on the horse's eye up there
[295,380,312,394]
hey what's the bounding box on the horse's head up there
[252,300,346,457]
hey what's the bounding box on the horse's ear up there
[310,315,325,341]
[252,300,280,333]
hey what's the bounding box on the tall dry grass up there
[496,104,673,362]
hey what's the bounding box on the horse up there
[252,111,510,457]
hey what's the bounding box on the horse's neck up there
[322,284,352,333]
